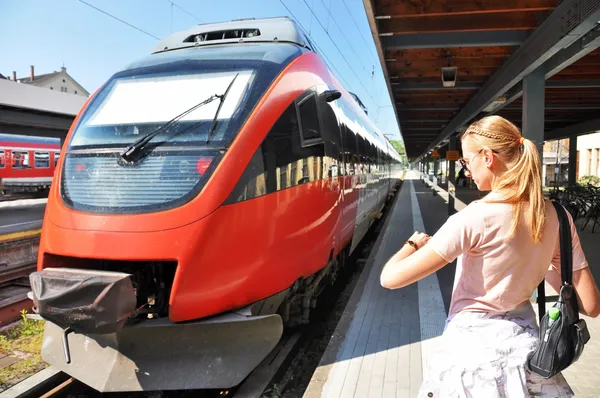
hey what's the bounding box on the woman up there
[380,116,600,397]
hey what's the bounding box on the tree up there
[389,140,405,155]
[389,140,408,166]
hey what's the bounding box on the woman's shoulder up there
[453,195,511,226]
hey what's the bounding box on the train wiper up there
[205,73,239,144]
[119,94,220,163]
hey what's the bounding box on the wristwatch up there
[405,240,418,250]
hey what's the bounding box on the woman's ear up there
[484,149,494,168]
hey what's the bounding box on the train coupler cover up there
[29,267,136,334]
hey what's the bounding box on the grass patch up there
[0,310,47,392]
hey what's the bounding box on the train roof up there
[151,16,315,55]
[125,40,304,73]
[0,133,60,146]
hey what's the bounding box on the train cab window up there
[12,151,29,169]
[0,151,4,168]
[34,152,50,168]
[297,92,322,143]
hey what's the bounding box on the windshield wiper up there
[119,94,220,163]
[205,73,239,144]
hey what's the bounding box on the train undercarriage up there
[29,246,355,392]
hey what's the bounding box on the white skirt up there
[418,302,574,398]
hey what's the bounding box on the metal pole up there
[448,138,458,215]
[523,67,545,306]
[522,68,545,169]
[568,135,578,188]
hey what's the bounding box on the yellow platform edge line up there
[0,229,42,243]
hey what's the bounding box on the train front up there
[28,42,304,392]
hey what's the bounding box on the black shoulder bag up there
[528,201,591,378]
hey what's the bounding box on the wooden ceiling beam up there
[549,74,600,81]
[379,11,542,34]
[393,89,478,97]
[394,67,498,78]
[375,0,555,18]
[385,47,514,60]
[388,57,506,69]
[555,64,600,75]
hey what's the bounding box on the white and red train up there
[29,17,404,392]
[0,134,60,194]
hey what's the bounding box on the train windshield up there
[61,44,304,214]
[68,43,304,149]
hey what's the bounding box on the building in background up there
[10,66,89,97]
[542,132,600,187]
[577,132,600,181]
[543,139,570,187]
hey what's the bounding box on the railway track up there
[0,232,39,326]
[2,181,402,398]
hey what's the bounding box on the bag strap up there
[551,201,573,286]
[537,201,573,323]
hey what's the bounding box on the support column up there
[569,135,578,187]
[522,68,545,309]
[522,68,545,168]
[448,137,458,216]
[432,157,439,196]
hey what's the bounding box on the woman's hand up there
[407,231,431,250]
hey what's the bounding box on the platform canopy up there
[363,0,600,161]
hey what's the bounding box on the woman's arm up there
[380,232,448,289]
[546,266,600,318]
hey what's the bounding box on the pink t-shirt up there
[429,194,588,316]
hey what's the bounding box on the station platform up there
[304,171,600,397]
[0,199,45,240]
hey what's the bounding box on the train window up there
[0,151,4,168]
[225,98,327,204]
[341,125,358,175]
[297,92,322,143]
[54,152,60,167]
[12,151,29,169]
[318,95,341,162]
[34,152,50,168]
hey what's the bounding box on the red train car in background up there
[0,133,60,194]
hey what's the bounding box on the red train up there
[0,134,60,194]
[29,17,403,392]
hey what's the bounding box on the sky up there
[0,0,402,141]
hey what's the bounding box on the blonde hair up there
[461,115,545,243]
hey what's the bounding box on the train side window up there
[34,152,50,168]
[297,92,322,144]
[12,151,30,169]
[0,151,4,168]
[54,152,60,167]
[225,95,328,205]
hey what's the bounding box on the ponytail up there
[493,138,545,242]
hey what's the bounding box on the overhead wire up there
[340,0,379,60]
[77,0,160,40]
[277,0,352,90]
[165,0,204,23]
[299,0,376,104]
[316,0,370,76]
